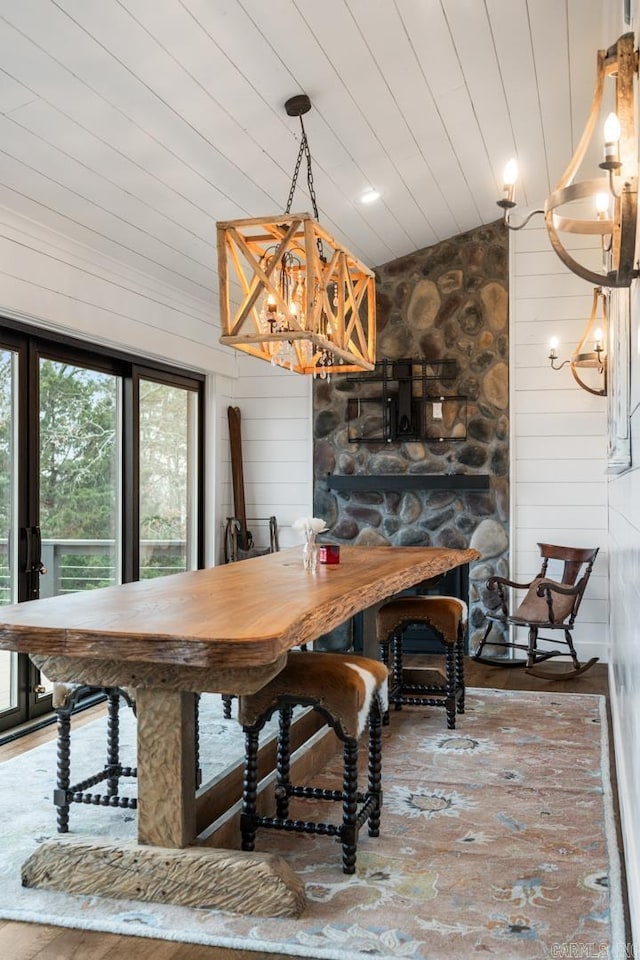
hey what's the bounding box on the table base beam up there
[21,837,307,917]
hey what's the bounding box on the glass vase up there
[303,534,319,572]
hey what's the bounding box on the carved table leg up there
[136,688,197,847]
[22,683,307,916]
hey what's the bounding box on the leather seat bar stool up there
[53,683,138,833]
[238,651,388,875]
[376,596,467,729]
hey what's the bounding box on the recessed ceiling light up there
[360,188,380,204]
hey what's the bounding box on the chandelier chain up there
[285,115,324,261]
[285,116,320,221]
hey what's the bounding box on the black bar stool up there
[376,596,467,729]
[53,684,203,832]
[52,683,137,833]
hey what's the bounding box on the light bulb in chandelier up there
[258,249,307,335]
[594,327,604,352]
[602,112,621,167]
[500,158,518,207]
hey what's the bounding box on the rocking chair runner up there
[473,543,599,679]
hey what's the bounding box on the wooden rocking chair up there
[473,543,600,679]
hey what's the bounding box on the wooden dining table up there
[0,544,478,917]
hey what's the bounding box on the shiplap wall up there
[608,279,640,948]
[0,206,231,376]
[217,353,313,563]
[511,224,610,662]
[579,0,638,939]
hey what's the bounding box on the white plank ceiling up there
[0,0,612,308]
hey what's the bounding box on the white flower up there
[292,516,328,536]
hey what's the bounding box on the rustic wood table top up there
[0,545,479,668]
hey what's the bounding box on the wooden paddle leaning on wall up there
[227,405,252,552]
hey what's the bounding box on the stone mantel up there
[325,473,490,493]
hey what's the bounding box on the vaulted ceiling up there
[0,1,611,311]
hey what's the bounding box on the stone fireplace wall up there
[313,219,509,649]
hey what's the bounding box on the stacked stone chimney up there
[313,220,509,650]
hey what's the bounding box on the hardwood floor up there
[0,660,616,960]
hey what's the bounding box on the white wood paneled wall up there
[607,282,640,951]
[218,353,313,562]
[511,224,609,661]
[0,206,230,376]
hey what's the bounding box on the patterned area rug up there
[0,688,625,959]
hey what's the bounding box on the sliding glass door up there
[138,375,199,579]
[0,346,19,723]
[0,328,203,734]
[39,359,122,598]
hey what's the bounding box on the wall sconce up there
[217,95,376,378]
[548,287,607,396]
[497,33,638,288]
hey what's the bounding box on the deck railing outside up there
[0,538,187,710]
[0,537,188,603]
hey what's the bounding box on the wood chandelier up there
[498,32,639,289]
[217,96,376,377]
